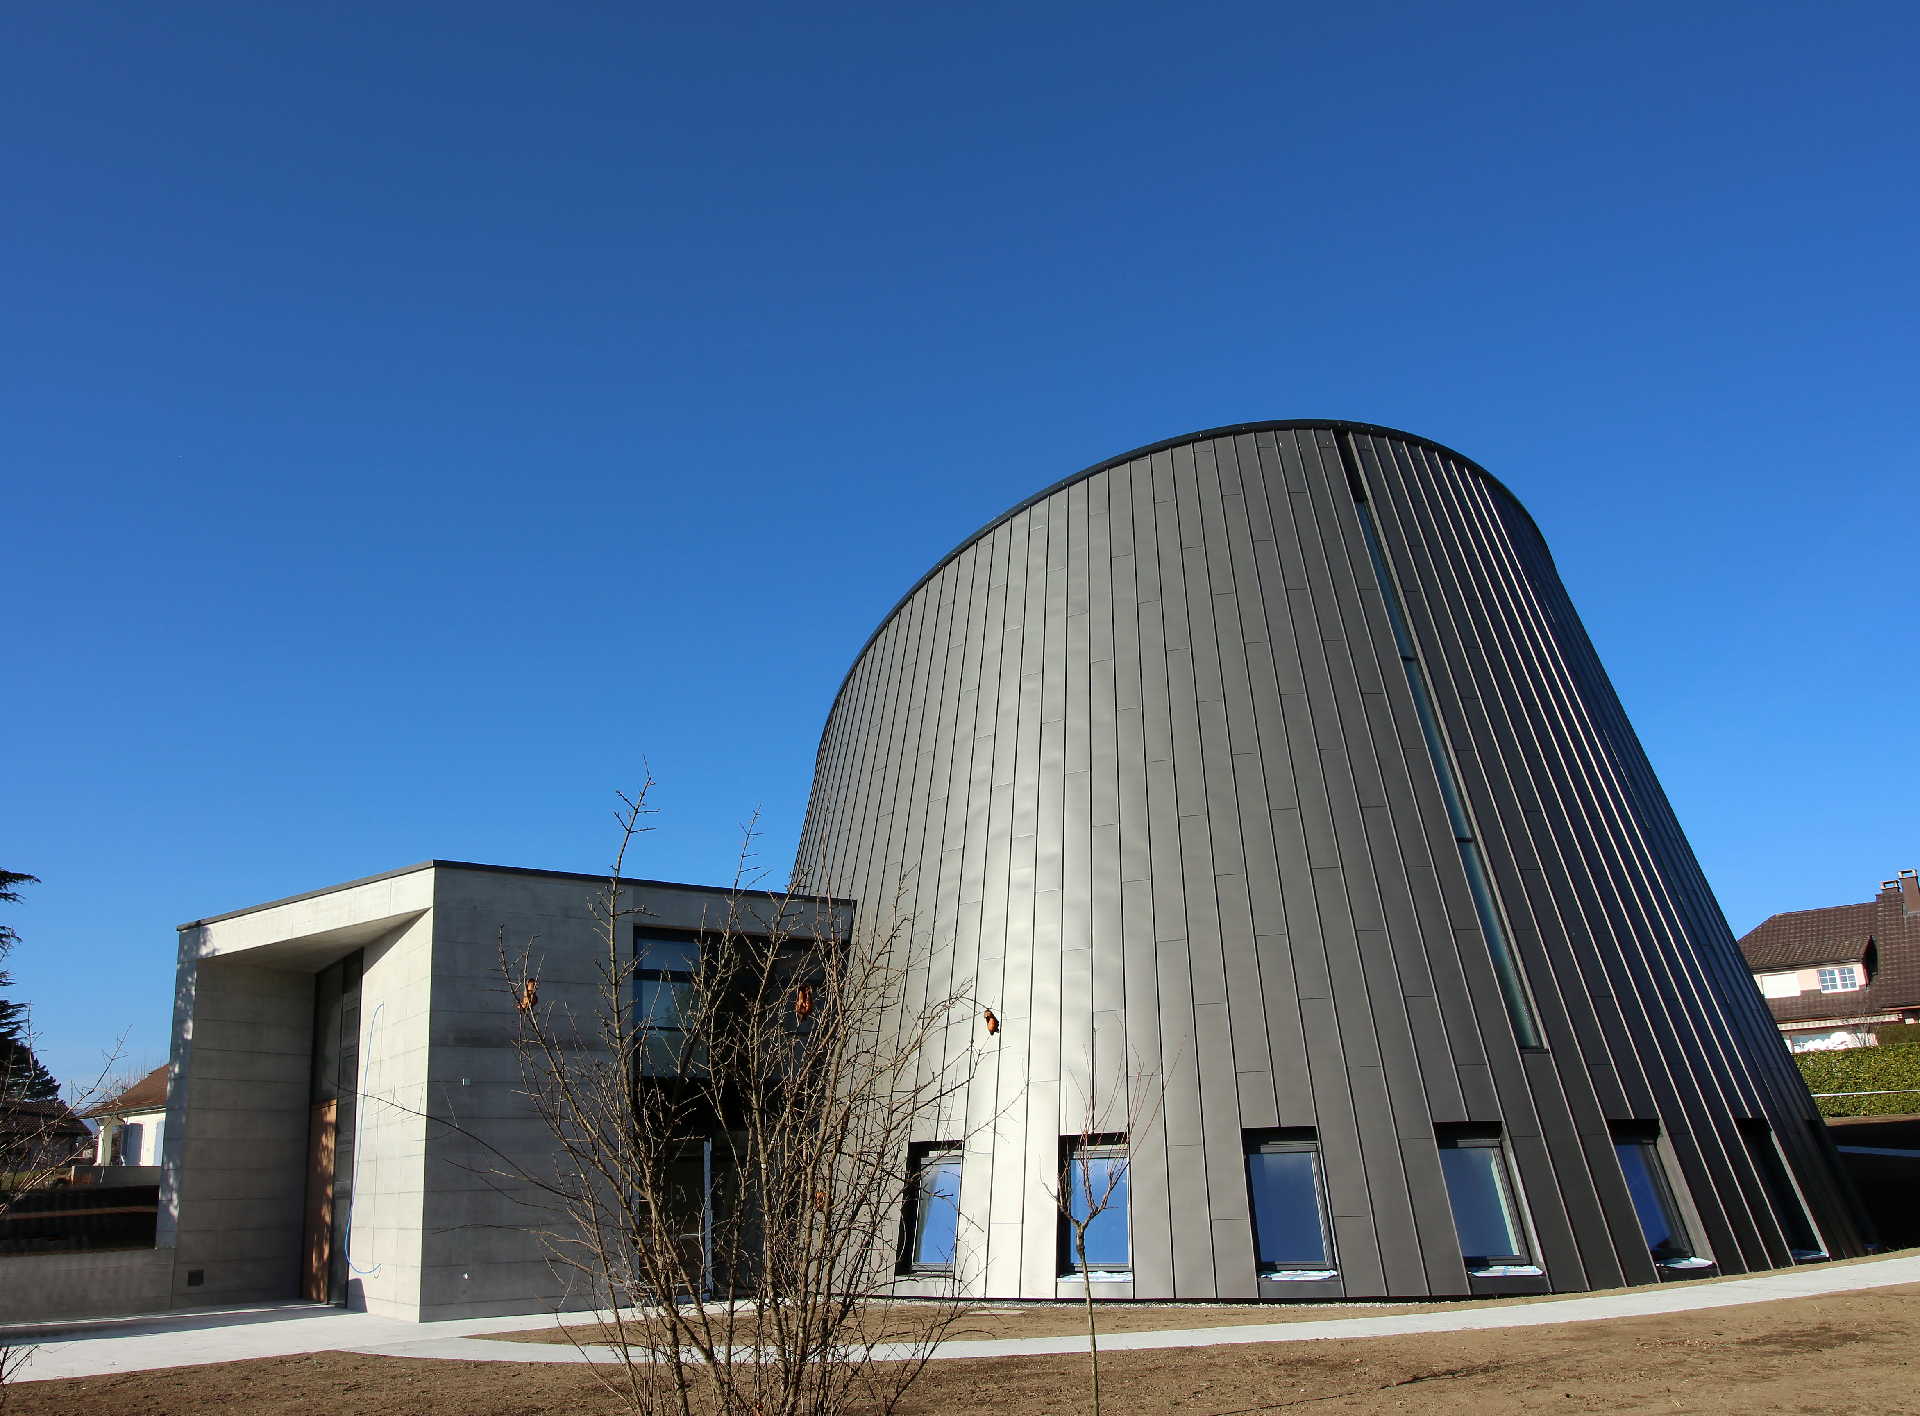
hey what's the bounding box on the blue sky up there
[5,2,1917,1086]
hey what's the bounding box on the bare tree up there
[493,781,987,1416]
[1053,1047,1180,1416]
[0,872,128,1402]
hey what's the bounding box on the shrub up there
[1795,1025,1920,1116]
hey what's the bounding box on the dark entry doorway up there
[301,951,362,1303]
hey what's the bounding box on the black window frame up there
[1607,1120,1697,1265]
[899,1142,965,1275]
[1242,1128,1338,1278]
[1435,1124,1534,1269]
[634,926,704,1078]
[1058,1134,1132,1278]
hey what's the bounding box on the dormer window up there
[1817,965,1862,993]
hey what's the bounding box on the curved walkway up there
[15,1253,1920,1383]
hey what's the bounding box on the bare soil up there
[482,1246,1920,1346]
[479,1302,1431,1347]
[13,1280,1920,1416]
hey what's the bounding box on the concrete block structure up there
[795,420,1872,1302]
[157,861,807,1321]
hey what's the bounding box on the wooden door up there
[301,1100,337,1302]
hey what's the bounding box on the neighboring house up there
[85,1065,169,1168]
[1739,870,1920,1052]
[0,1098,94,1179]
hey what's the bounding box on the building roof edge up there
[815,418,1540,740]
[177,860,848,932]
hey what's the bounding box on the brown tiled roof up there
[1737,901,1876,972]
[1,1098,91,1143]
[83,1064,168,1119]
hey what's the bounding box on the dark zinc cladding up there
[796,421,1871,1301]
[1351,487,1539,1048]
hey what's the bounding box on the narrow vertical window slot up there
[635,929,704,1076]
[1060,1137,1131,1279]
[1339,434,1543,1048]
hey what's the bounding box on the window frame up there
[634,927,704,1077]
[900,1143,964,1275]
[1608,1122,1696,1264]
[1756,971,1801,999]
[1058,1135,1132,1278]
[1242,1130,1337,1279]
[1736,1118,1825,1261]
[1816,965,1862,993]
[1435,1127,1535,1271]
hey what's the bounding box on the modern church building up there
[794,420,1869,1301]
[21,420,1864,1327]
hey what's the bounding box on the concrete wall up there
[347,913,434,1319]
[0,1249,175,1325]
[417,868,604,1320]
[167,954,314,1308]
[414,867,835,1320]
[0,859,838,1329]
[161,864,435,1317]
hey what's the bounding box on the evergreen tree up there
[0,870,60,1103]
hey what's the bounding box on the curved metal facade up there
[796,421,1867,1300]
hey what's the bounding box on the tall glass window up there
[1244,1134,1335,1277]
[906,1147,963,1272]
[1611,1130,1693,1262]
[1062,1141,1130,1276]
[1436,1133,1531,1267]
[1341,446,1542,1049]
[636,931,702,1076]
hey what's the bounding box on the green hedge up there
[1794,1024,1920,1116]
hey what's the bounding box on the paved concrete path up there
[16,1254,1920,1383]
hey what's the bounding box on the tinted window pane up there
[1438,1145,1523,1261]
[1615,1142,1690,1259]
[638,979,691,1029]
[914,1157,962,1267]
[641,1031,685,1075]
[1068,1156,1130,1268]
[1247,1151,1327,1269]
[638,937,700,974]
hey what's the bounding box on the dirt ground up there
[480,1301,1432,1346]
[480,1247,1920,1346]
[13,1279,1920,1416]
